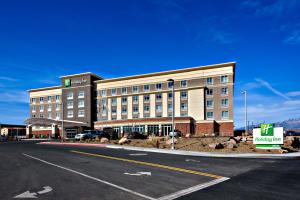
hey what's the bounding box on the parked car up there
[103,127,118,140]
[91,130,110,139]
[169,130,182,137]
[127,132,147,139]
[75,131,93,140]
[0,135,7,142]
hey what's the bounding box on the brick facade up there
[218,122,234,136]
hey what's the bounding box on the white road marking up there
[129,153,148,156]
[124,172,151,176]
[157,177,230,200]
[22,153,155,200]
[14,191,37,198]
[185,159,201,163]
[14,186,52,198]
[37,186,52,195]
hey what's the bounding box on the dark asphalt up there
[0,141,299,200]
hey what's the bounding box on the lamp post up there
[241,90,247,136]
[167,79,175,150]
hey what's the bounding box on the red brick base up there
[195,121,233,136]
[175,123,191,136]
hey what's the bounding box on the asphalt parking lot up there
[0,141,300,200]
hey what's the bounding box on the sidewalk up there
[38,141,300,159]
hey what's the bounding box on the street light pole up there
[61,102,64,142]
[242,90,247,136]
[167,79,175,150]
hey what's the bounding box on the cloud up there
[0,90,28,103]
[284,30,300,45]
[286,91,300,97]
[241,0,300,17]
[197,28,237,45]
[255,78,290,100]
[0,76,18,81]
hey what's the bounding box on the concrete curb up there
[38,142,300,159]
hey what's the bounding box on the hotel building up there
[26,62,235,138]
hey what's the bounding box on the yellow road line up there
[70,150,223,179]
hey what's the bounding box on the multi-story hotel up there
[26,62,235,138]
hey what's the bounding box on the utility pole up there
[241,90,247,136]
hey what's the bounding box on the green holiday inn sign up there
[253,124,283,149]
[64,79,71,87]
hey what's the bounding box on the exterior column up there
[159,124,162,136]
[26,125,32,138]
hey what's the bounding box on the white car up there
[169,131,181,137]
[75,133,87,140]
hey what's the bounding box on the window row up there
[206,87,228,96]
[67,110,85,118]
[67,91,85,100]
[206,75,229,85]
[206,111,229,119]
[31,95,61,104]
[99,80,188,96]
[100,103,188,115]
[98,92,187,106]
[206,99,229,108]
[32,103,62,112]
[32,112,61,119]
[67,100,85,109]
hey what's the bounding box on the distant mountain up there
[275,118,300,129]
[236,118,300,130]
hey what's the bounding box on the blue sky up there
[0,0,299,128]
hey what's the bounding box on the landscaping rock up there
[215,143,224,149]
[118,137,129,145]
[226,143,237,149]
[229,138,237,145]
[208,143,216,149]
[166,138,178,145]
[208,143,224,149]
[185,133,191,138]
[234,136,242,142]
[100,137,109,143]
[291,138,300,149]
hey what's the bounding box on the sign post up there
[253,124,283,149]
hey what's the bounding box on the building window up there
[111,107,117,115]
[181,103,188,110]
[221,75,228,83]
[122,106,127,114]
[78,91,85,98]
[40,97,44,103]
[32,105,36,112]
[144,95,150,102]
[156,83,162,90]
[168,103,172,112]
[133,106,139,113]
[48,113,52,119]
[40,114,44,118]
[32,98,36,104]
[132,86,139,93]
[55,112,61,120]
[221,99,229,108]
[55,103,60,111]
[111,98,117,106]
[67,110,73,118]
[78,110,85,117]
[67,92,73,100]
[101,89,107,97]
[144,105,150,113]
[181,113,188,117]
[55,95,60,102]
[207,112,214,119]
[206,88,213,96]
[168,81,173,89]
[144,85,150,92]
[40,105,44,112]
[133,95,139,104]
[111,88,116,96]
[181,91,187,99]
[180,80,187,88]
[221,87,228,95]
[168,92,172,100]
[206,77,213,85]
[67,101,73,109]
[48,96,52,102]
[222,111,229,119]
[121,97,127,105]
[101,98,107,106]
[156,93,162,101]
[32,114,36,118]
[121,87,127,94]
[48,104,52,111]
[78,100,85,108]
[156,104,162,112]
[206,100,214,108]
